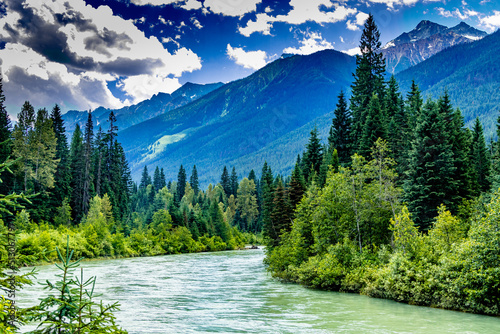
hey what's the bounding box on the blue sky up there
[1,0,499,117]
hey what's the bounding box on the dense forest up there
[264,15,500,316]
[1,12,499,333]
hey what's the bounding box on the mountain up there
[382,20,487,73]
[118,49,356,185]
[396,29,500,138]
[62,82,223,136]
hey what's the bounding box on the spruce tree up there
[259,161,274,234]
[230,166,238,197]
[302,126,323,183]
[359,94,387,157]
[190,165,199,195]
[328,90,351,165]
[160,167,166,189]
[406,80,423,131]
[50,104,71,206]
[93,126,105,197]
[220,166,231,196]
[350,13,386,149]
[140,165,151,189]
[82,111,94,216]
[288,161,305,210]
[470,117,491,194]
[177,164,186,201]
[385,76,406,160]
[404,100,457,231]
[153,166,162,192]
[266,179,292,248]
[69,125,84,222]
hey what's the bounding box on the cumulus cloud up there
[346,12,369,31]
[226,44,268,70]
[130,0,258,16]
[480,10,500,32]
[343,47,361,56]
[239,0,357,37]
[0,0,201,112]
[283,32,333,55]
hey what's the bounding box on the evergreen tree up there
[259,162,274,233]
[220,166,231,196]
[159,168,166,189]
[69,125,84,222]
[190,165,199,195]
[12,101,35,191]
[385,76,407,161]
[302,126,323,183]
[406,80,423,131]
[82,111,94,216]
[350,13,386,149]
[288,161,305,210]
[265,179,292,248]
[248,169,256,181]
[470,117,491,194]
[140,166,151,189]
[359,94,387,157]
[93,126,105,197]
[404,100,457,231]
[230,166,238,197]
[236,178,259,232]
[177,164,186,201]
[50,104,71,207]
[153,166,162,192]
[328,90,351,165]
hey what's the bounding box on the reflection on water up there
[20,248,500,333]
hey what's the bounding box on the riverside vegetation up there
[1,12,499,332]
[264,15,500,317]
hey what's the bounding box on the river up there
[20,248,500,333]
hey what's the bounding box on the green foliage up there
[27,237,127,333]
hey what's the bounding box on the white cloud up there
[437,6,480,21]
[226,44,268,70]
[283,32,334,55]
[346,12,368,31]
[480,10,500,32]
[130,0,259,16]
[343,47,361,56]
[239,0,357,37]
[204,0,261,16]
[191,17,203,29]
[363,0,419,9]
[0,0,202,110]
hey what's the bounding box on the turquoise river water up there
[20,248,500,333]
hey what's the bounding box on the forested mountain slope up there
[118,50,356,184]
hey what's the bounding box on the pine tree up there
[69,125,84,222]
[177,164,186,201]
[470,117,491,194]
[385,76,407,161]
[153,166,162,192]
[12,101,35,192]
[406,80,423,131]
[350,13,386,149]
[159,167,167,189]
[220,166,231,196]
[265,179,292,248]
[259,162,274,234]
[82,111,93,215]
[288,161,305,210]
[359,94,387,157]
[230,166,238,197]
[248,169,256,181]
[404,100,457,231]
[328,90,351,165]
[189,165,199,195]
[93,126,105,197]
[50,104,71,207]
[140,166,151,189]
[302,126,323,183]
